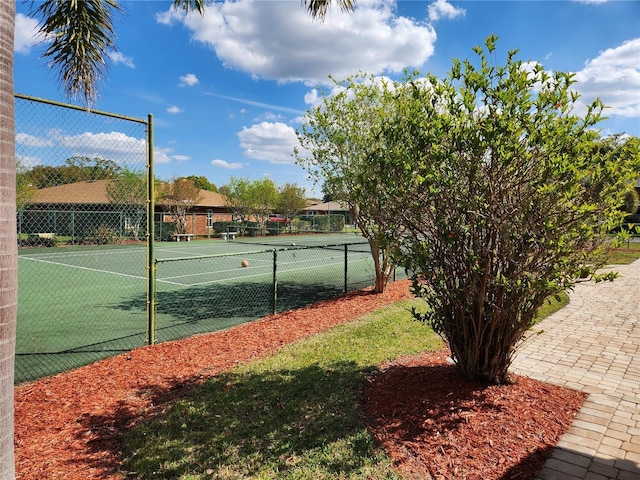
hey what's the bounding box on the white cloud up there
[109,51,135,68]
[573,38,640,118]
[15,130,146,166]
[16,132,53,148]
[237,122,300,164]
[258,112,285,122]
[428,0,466,22]
[14,13,41,54]
[304,89,319,106]
[167,105,182,114]
[154,147,174,164]
[152,149,191,164]
[211,159,244,169]
[59,131,147,165]
[179,73,199,87]
[158,0,436,85]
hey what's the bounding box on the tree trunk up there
[0,4,17,478]
[369,238,393,293]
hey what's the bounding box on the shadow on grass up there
[83,361,402,479]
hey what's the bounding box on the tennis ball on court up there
[241,259,249,268]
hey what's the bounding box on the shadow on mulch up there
[363,351,586,480]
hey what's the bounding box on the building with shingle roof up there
[20,180,232,239]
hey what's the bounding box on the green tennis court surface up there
[16,234,389,383]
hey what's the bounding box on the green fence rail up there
[152,243,407,344]
[14,93,406,385]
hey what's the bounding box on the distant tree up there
[22,165,60,189]
[221,177,281,233]
[106,169,147,240]
[321,181,336,203]
[249,178,280,234]
[183,175,218,192]
[25,156,122,188]
[296,73,406,293]
[221,177,253,222]
[157,177,202,235]
[16,160,36,211]
[277,183,307,223]
[66,156,122,181]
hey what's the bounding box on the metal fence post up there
[272,249,278,314]
[344,243,348,293]
[146,113,156,345]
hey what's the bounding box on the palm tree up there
[0,1,355,478]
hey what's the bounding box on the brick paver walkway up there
[511,258,640,480]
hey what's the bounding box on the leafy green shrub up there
[292,218,311,231]
[88,225,120,244]
[311,214,345,232]
[154,221,177,242]
[212,221,236,234]
[266,221,284,235]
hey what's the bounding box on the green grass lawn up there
[534,292,569,323]
[121,292,573,479]
[606,242,640,264]
[123,300,442,479]
[120,245,639,479]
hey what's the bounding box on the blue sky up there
[14,0,640,197]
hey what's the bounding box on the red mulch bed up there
[363,352,586,479]
[14,280,585,479]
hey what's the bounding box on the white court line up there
[20,248,371,286]
[159,260,272,283]
[158,257,370,287]
[19,255,146,280]
[158,255,330,282]
[19,246,147,260]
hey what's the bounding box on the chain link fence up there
[15,94,150,384]
[14,94,408,385]
[152,243,408,344]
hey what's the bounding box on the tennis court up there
[17,233,386,383]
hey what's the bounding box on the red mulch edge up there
[13,279,586,479]
[363,351,587,480]
[14,281,413,479]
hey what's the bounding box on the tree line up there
[17,158,309,236]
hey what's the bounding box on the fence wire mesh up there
[15,94,150,383]
[153,244,408,344]
[14,94,408,385]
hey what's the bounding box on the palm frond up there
[33,0,123,106]
[172,0,207,16]
[302,0,356,20]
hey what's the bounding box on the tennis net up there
[229,231,370,251]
